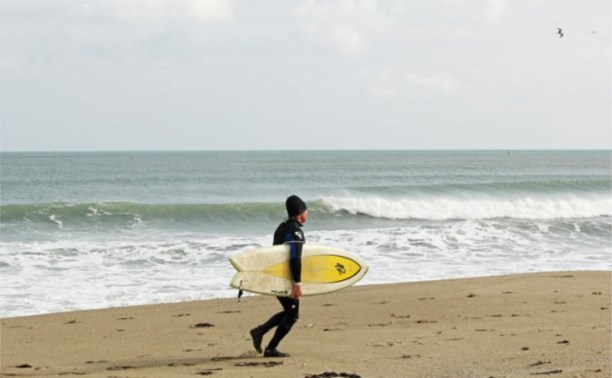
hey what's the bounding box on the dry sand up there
[2,271,610,378]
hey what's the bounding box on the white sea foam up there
[1,217,610,318]
[0,238,261,317]
[49,215,64,228]
[321,194,612,220]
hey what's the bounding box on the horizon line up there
[1,148,611,154]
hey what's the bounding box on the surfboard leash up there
[237,280,244,302]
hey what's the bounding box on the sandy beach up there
[2,271,610,378]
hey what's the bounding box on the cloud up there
[108,0,234,24]
[482,0,505,25]
[368,69,460,96]
[295,0,393,54]
[329,24,366,54]
[369,67,400,96]
[404,72,460,94]
[0,55,23,72]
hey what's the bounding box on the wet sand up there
[2,271,610,377]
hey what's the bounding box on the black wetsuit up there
[273,218,304,283]
[260,218,304,351]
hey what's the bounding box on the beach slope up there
[2,271,610,377]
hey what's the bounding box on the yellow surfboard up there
[229,244,368,297]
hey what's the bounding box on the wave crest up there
[2,194,611,228]
[319,195,612,220]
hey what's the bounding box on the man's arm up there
[288,241,302,284]
[285,230,303,299]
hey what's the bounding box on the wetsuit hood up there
[286,195,307,218]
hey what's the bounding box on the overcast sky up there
[1,0,610,151]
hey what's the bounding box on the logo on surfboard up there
[335,262,346,275]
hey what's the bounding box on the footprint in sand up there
[196,367,223,375]
[235,361,283,367]
[368,322,393,327]
[107,365,133,371]
[370,340,404,347]
[529,360,551,367]
[531,369,563,375]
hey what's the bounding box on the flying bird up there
[557,27,564,38]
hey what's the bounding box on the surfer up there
[250,195,308,358]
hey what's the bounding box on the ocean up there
[1,150,610,318]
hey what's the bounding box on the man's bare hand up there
[291,283,302,299]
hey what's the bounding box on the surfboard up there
[229,244,368,297]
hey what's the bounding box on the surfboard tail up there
[230,271,292,297]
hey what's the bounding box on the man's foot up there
[264,349,289,358]
[250,327,264,354]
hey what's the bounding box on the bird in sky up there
[557,27,564,38]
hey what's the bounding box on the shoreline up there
[2,271,610,377]
[4,268,610,321]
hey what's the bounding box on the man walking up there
[249,195,308,357]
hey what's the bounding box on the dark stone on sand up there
[304,372,362,378]
[190,322,215,328]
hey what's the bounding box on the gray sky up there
[1,0,610,151]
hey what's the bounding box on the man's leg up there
[264,297,299,357]
[250,309,285,353]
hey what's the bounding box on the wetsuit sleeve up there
[283,229,303,283]
[289,241,302,284]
